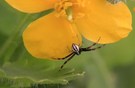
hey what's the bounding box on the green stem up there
[0,14,31,66]
[90,52,114,88]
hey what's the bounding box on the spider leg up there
[56,52,74,60]
[59,53,76,70]
[86,37,101,49]
[82,44,105,51]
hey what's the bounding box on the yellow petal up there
[23,12,82,59]
[5,0,57,13]
[74,0,132,44]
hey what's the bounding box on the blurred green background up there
[0,1,135,88]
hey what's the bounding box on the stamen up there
[54,0,86,21]
[54,0,73,21]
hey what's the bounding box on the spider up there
[107,0,121,4]
[58,38,105,70]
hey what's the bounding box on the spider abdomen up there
[72,43,80,55]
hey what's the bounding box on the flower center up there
[54,0,73,21]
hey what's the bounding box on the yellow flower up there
[5,0,132,59]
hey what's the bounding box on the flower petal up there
[23,12,82,59]
[5,0,57,13]
[74,0,132,44]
